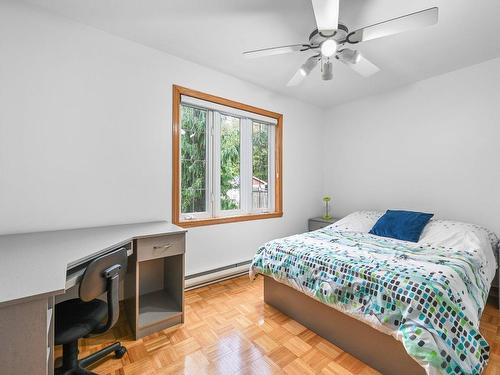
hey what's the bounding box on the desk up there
[0,221,186,375]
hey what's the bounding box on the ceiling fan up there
[243,0,438,86]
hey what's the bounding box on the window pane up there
[180,105,207,214]
[220,115,240,210]
[252,122,269,210]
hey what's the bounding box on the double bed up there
[250,211,499,375]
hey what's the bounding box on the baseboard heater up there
[185,260,252,290]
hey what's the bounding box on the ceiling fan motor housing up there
[309,23,348,47]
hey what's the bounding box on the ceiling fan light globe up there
[322,61,333,80]
[303,57,318,74]
[354,51,361,64]
[338,49,361,64]
[320,39,337,58]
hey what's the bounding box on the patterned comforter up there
[250,228,493,375]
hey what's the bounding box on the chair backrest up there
[79,247,128,302]
[79,247,128,332]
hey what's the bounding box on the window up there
[172,85,282,227]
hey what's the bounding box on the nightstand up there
[308,217,340,231]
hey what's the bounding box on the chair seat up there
[55,299,107,345]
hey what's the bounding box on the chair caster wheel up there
[114,346,127,359]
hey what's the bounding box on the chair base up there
[55,340,127,375]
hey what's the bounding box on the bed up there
[250,211,499,375]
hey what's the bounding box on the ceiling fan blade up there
[337,49,380,77]
[311,0,339,34]
[243,44,310,58]
[287,56,320,86]
[346,7,438,44]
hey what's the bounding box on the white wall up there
[323,57,500,234]
[0,1,324,275]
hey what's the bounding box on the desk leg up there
[47,296,55,375]
[124,245,138,338]
[0,297,51,375]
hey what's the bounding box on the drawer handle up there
[153,244,172,251]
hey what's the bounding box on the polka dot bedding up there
[250,211,498,375]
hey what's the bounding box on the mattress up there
[250,211,498,375]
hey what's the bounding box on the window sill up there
[174,211,283,228]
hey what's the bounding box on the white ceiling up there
[23,0,500,108]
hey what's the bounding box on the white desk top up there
[0,221,186,306]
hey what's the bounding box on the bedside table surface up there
[309,217,340,224]
[308,217,341,232]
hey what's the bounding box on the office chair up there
[55,248,128,375]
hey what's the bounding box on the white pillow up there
[419,219,498,278]
[327,210,383,233]
[330,211,498,255]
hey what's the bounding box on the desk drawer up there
[137,234,185,262]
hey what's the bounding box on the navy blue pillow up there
[369,210,433,243]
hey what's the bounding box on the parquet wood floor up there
[55,275,500,374]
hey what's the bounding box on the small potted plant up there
[323,196,333,220]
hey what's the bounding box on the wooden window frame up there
[172,85,283,228]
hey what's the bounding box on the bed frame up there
[263,276,426,375]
